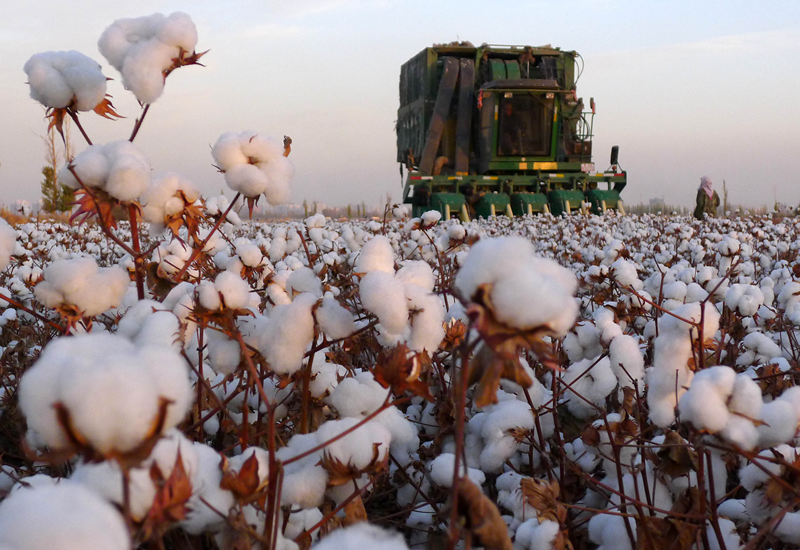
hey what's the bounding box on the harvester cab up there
[396,43,626,220]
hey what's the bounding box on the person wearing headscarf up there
[693,176,720,220]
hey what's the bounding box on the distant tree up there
[722,179,729,217]
[40,166,74,212]
[39,121,75,213]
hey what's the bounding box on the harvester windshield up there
[497,95,554,157]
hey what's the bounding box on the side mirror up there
[610,145,619,166]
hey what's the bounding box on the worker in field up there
[693,176,720,220]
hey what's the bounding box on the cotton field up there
[4,10,800,550]
[0,208,799,550]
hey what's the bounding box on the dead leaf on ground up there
[457,478,513,550]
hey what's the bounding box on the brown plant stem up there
[0,293,63,332]
[171,193,241,282]
[128,203,145,300]
[67,109,92,146]
[129,104,151,142]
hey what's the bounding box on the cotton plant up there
[356,235,445,353]
[18,333,192,459]
[33,255,129,323]
[23,50,121,138]
[98,12,203,105]
[646,301,720,427]
[211,130,295,212]
[0,481,131,550]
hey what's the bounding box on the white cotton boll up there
[0,481,130,550]
[720,414,760,450]
[280,465,329,509]
[396,261,436,291]
[329,371,389,418]
[429,453,485,487]
[309,361,347,398]
[197,280,222,310]
[611,258,639,287]
[0,219,16,272]
[728,374,763,418]
[103,141,152,201]
[286,267,322,298]
[157,12,198,49]
[706,518,742,550]
[207,333,241,376]
[562,357,617,418]
[24,50,107,111]
[19,333,191,455]
[608,335,644,389]
[479,399,535,472]
[420,210,441,226]
[678,379,730,433]
[34,256,129,317]
[775,511,800,545]
[662,281,687,301]
[316,417,392,469]
[70,459,155,521]
[360,270,408,334]
[374,406,419,464]
[181,442,235,535]
[354,235,395,274]
[716,499,749,522]
[225,164,270,196]
[211,132,249,169]
[236,243,263,267]
[211,132,294,201]
[588,512,635,550]
[777,386,800,420]
[214,271,252,309]
[316,298,356,339]
[99,13,198,104]
[134,310,182,350]
[455,237,578,334]
[516,518,560,550]
[405,284,445,353]
[259,293,316,374]
[756,399,798,447]
[490,260,578,334]
[312,523,410,550]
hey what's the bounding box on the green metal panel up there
[510,192,548,215]
[585,189,622,214]
[547,189,584,216]
[430,192,466,219]
[505,60,521,80]
[475,193,511,219]
[489,59,506,80]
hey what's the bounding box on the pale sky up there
[1,0,799,210]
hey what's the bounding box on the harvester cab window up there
[497,95,553,157]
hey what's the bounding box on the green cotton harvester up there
[396,43,626,219]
